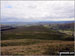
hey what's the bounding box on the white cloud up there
[1,1,74,22]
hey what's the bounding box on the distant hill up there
[46,22,74,31]
[0,25,16,31]
[0,21,74,25]
[0,21,74,31]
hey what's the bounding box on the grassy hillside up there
[1,39,74,55]
[1,23,74,55]
[1,25,73,41]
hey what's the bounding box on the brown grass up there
[1,39,74,55]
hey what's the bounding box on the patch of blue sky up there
[6,5,12,8]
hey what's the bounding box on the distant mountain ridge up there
[0,21,74,25]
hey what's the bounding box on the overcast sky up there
[1,1,74,22]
